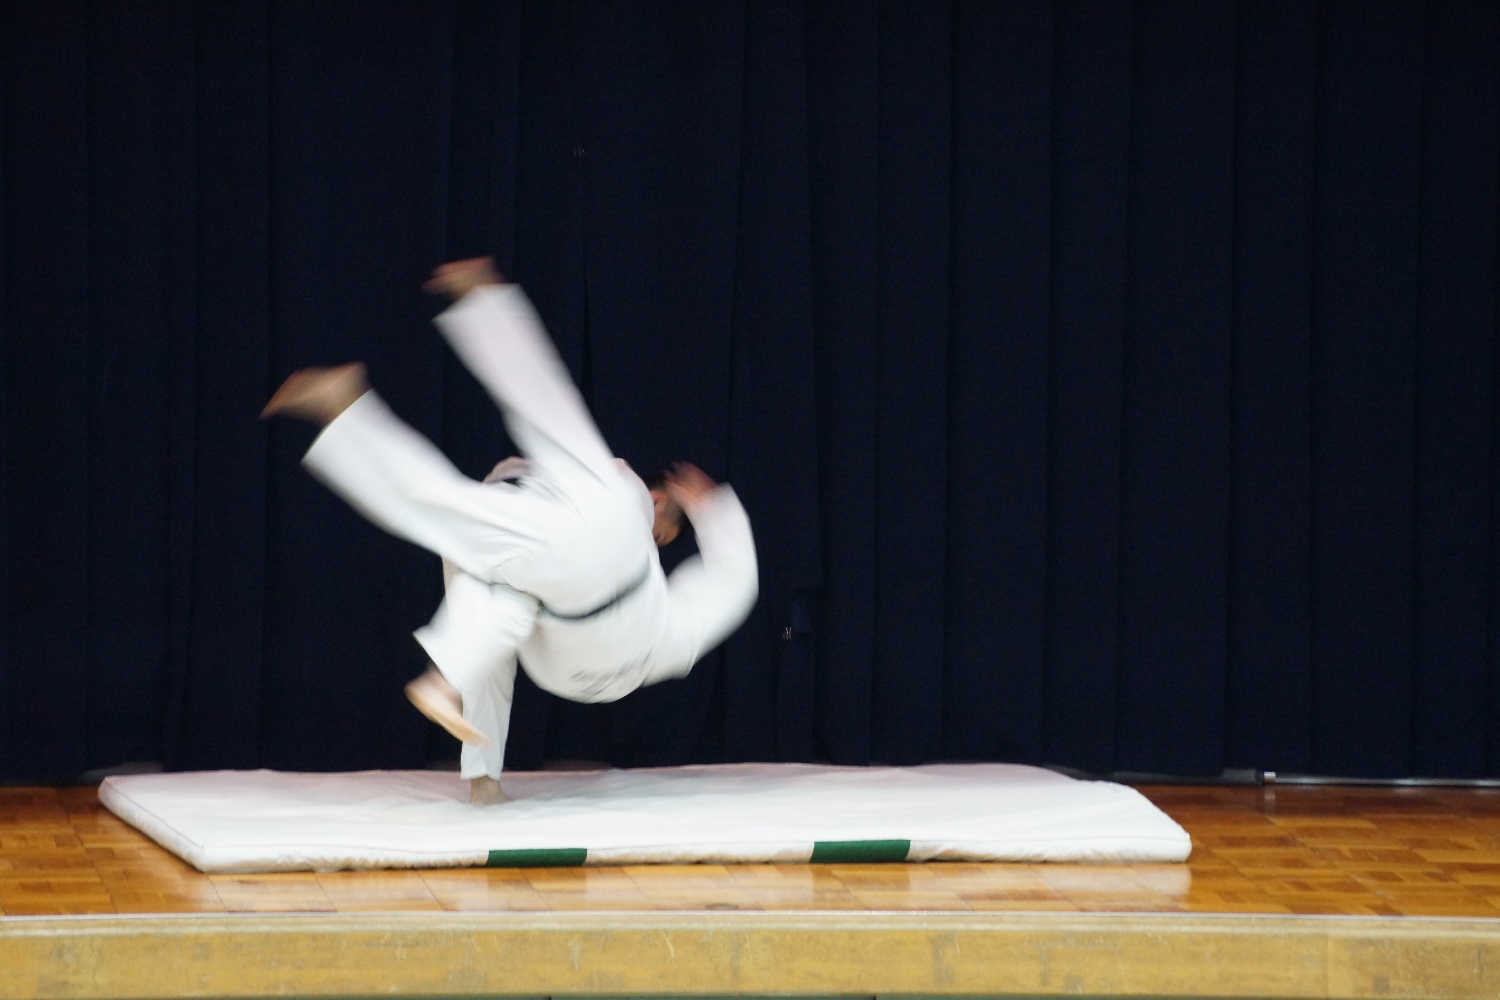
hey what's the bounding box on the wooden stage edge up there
[3,910,1499,1000]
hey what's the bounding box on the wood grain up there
[2,911,1499,999]
[7,782,1500,917]
[5,783,1500,999]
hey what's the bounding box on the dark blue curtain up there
[2,0,1497,782]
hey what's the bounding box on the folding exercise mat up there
[100,762,1191,873]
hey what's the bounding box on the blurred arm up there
[656,485,759,673]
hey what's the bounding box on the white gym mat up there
[99,762,1191,873]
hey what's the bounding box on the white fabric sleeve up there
[658,485,759,671]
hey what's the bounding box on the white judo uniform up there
[301,285,759,779]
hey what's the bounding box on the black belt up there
[538,563,651,621]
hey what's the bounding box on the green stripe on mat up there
[487,848,588,868]
[809,839,911,863]
[486,841,913,867]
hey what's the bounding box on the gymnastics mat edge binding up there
[99,762,1192,873]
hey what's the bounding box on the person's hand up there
[664,461,717,514]
[423,257,503,301]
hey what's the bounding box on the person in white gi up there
[262,258,758,804]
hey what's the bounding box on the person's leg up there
[413,561,537,789]
[427,275,651,606]
[265,366,543,790]
[270,367,554,586]
[431,279,625,490]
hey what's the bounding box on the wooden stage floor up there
[4,781,1500,999]
[4,782,1500,917]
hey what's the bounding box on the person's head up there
[645,472,685,546]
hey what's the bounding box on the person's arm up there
[656,465,759,669]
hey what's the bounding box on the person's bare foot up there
[261,362,370,425]
[469,775,510,805]
[405,666,488,747]
[422,257,503,302]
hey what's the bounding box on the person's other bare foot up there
[261,362,370,425]
[405,666,488,747]
[469,775,510,805]
[422,257,503,302]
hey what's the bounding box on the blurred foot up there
[469,775,510,806]
[405,666,487,747]
[423,257,503,302]
[261,362,369,425]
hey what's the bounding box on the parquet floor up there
[2,783,1500,918]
